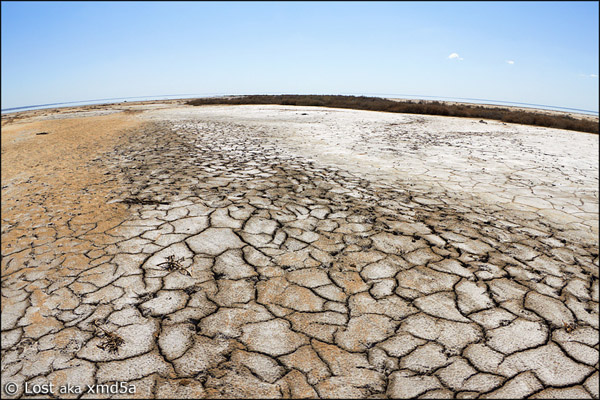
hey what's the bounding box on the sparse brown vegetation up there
[157,255,191,276]
[94,320,125,354]
[187,95,598,134]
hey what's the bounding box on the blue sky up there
[2,1,598,111]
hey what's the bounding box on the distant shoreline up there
[2,95,598,134]
[187,95,599,133]
[387,98,600,122]
[2,94,598,117]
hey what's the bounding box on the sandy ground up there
[1,102,598,399]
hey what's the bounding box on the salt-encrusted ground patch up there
[1,104,598,398]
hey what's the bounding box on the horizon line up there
[2,93,598,115]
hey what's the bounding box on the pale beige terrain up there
[1,102,598,399]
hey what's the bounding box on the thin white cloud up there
[448,53,463,60]
[506,60,515,65]
[591,74,598,78]
[580,73,598,78]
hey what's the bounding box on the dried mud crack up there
[1,105,598,399]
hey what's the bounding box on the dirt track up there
[1,104,598,398]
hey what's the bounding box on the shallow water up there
[0,94,216,114]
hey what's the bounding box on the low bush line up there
[187,95,598,134]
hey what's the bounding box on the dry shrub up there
[186,95,598,134]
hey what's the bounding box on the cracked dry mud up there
[1,104,599,399]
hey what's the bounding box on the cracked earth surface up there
[1,104,599,398]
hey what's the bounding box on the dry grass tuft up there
[157,255,191,276]
[94,320,125,354]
